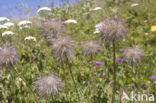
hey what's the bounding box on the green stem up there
[112,41,116,103]
[62,63,67,92]
[67,62,80,100]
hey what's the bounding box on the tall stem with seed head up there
[112,41,116,103]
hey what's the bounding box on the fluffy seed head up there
[81,40,101,57]
[0,46,19,67]
[52,36,75,63]
[123,46,144,64]
[41,20,64,39]
[98,19,127,42]
[34,74,64,97]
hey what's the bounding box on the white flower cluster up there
[0,17,10,24]
[18,20,32,30]
[0,25,8,30]
[131,3,139,7]
[2,31,14,37]
[92,7,102,11]
[4,22,14,27]
[24,36,36,41]
[94,23,103,34]
[37,7,51,13]
[64,19,77,24]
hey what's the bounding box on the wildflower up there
[0,46,19,67]
[64,19,77,24]
[24,36,36,41]
[18,20,32,26]
[151,26,156,32]
[98,19,127,42]
[34,74,64,97]
[37,7,51,13]
[19,25,30,30]
[2,31,14,37]
[131,3,139,7]
[4,22,14,27]
[150,76,156,80]
[0,17,10,23]
[52,36,75,63]
[123,46,144,64]
[116,59,124,63]
[81,40,101,57]
[93,62,104,66]
[94,23,103,34]
[41,20,64,39]
[92,7,102,11]
[0,25,8,30]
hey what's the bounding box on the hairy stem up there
[112,41,116,103]
[67,63,80,100]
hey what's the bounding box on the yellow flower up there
[151,26,156,32]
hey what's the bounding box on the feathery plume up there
[98,19,127,42]
[52,36,75,63]
[34,74,64,97]
[0,46,19,67]
[81,40,101,57]
[123,46,144,64]
[41,20,64,39]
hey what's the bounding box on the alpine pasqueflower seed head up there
[0,46,19,67]
[123,46,144,64]
[41,20,64,39]
[34,74,64,97]
[52,36,75,63]
[81,40,101,57]
[98,19,127,42]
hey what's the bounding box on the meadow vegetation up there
[0,0,156,102]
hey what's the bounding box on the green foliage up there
[0,0,156,102]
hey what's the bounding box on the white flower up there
[131,3,139,7]
[18,20,32,26]
[37,7,51,13]
[94,23,103,34]
[92,7,102,11]
[0,25,8,29]
[4,22,14,27]
[24,36,36,41]
[19,25,30,30]
[0,17,10,23]
[2,31,14,37]
[94,30,100,34]
[64,19,77,24]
